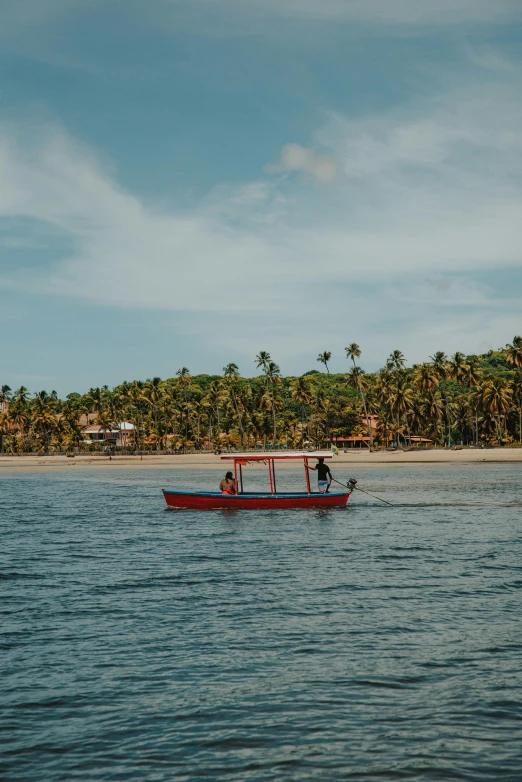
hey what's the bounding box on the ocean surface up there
[1,463,522,781]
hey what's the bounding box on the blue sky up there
[1,0,522,394]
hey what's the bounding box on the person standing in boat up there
[220,471,237,495]
[307,457,332,493]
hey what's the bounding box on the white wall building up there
[84,422,135,444]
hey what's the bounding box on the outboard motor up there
[348,478,358,490]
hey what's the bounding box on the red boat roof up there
[220,451,334,461]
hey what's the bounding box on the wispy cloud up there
[1,60,521,363]
[0,126,284,312]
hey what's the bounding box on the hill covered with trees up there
[1,339,522,453]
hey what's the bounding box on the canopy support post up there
[239,464,244,494]
[272,461,277,494]
[304,457,311,494]
[234,460,238,494]
[268,460,274,495]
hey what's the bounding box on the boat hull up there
[163,490,350,510]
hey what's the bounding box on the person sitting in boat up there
[307,457,332,493]
[220,471,237,495]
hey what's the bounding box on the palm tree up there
[387,350,406,371]
[78,394,93,429]
[164,397,181,450]
[60,403,86,450]
[506,337,522,444]
[374,366,392,402]
[422,391,445,443]
[443,353,470,446]
[345,343,373,447]
[97,411,114,447]
[145,377,164,448]
[0,386,11,452]
[205,380,225,449]
[255,351,272,393]
[290,376,313,446]
[12,337,522,452]
[175,368,192,440]
[176,367,191,398]
[9,406,30,451]
[255,351,271,370]
[88,387,105,418]
[129,381,147,449]
[0,384,11,409]
[461,359,483,445]
[511,373,522,444]
[13,386,30,405]
[481,377,512,445]
[317,351,332,375]
[223,363,245,447]
[265,361,282,443]
[413,364,438,394]
[408,391,426,445]
[346,365,364,391]
[430,351,447,377]
[430,352,451,446]
[279,413,300,448]
[252,408,272,450]
[311,384,335,446]
[254,352,280,442]
[8,387,31,451]
[465,360,482,388]
[506,336,522,369]
[389,375,414,447]
[0,411,9,453]
[32,390,58,453]
[449,352,470,385]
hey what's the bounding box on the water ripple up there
[1,464,522,781]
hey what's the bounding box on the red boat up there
[162,452,352,510]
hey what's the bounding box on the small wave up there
[0,572,45,580]
[352,676,426,689]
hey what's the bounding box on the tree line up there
[1,339,522,453]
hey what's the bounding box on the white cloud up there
[2,0,520,82]
[0,127,287,312]
[265,144,338,183]
[317,70,522,183]
[1,66,522,365]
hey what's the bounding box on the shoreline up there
[1,448,522,471]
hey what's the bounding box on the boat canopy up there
[219,451,337,497]
[220,451,333,462]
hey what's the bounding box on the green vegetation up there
[1,338,522,453]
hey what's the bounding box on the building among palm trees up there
[84,422,134,445]
[332,415,383,448]
[332,415,432,448]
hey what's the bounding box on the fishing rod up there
[331,476,394,506]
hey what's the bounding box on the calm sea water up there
[1,464,522,781]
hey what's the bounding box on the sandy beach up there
[1,448,521,471]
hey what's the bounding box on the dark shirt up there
[317,462,331,481]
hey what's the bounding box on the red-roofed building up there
[332,415,432,447]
